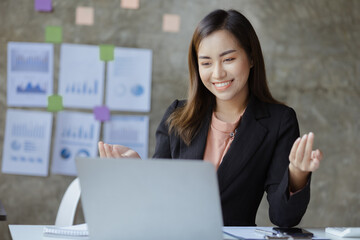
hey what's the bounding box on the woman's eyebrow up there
[198,49,237,59]
[219,49,236,57]
[198,55,210,59]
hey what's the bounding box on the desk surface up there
[8,225,360,240]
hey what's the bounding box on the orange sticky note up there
[76,6,94,26]
[120,0,139,9]
[162,14,181,33]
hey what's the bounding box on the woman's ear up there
[250,59,254,68]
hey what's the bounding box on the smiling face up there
[197,30,252,107]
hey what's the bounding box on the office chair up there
[55,178,81,226]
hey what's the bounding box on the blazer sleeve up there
[266,107,311,227]
[152,100,180,158]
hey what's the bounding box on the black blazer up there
[153,95,310,227]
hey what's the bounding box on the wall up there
[0,0,359,239]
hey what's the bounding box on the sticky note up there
[47,95,63,112]
[162,14,181,33]
[76,6,94,26]
[99,44,115,61]
[45,26,62,43]
[120,0,140,9]
[35,0,52,12]
[94,106,110,121]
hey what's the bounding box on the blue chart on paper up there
[76,149,90,157]
[11,123,45,138]
[16,82,46,94]
[61,148,71,159]
[131,84,144,96]
[61,124,95,140]
[11,49,49,72]
[65,80,98,95]
[11,140,21,151]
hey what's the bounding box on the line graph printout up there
[52,111,100,176]
[58,43,105,109]
[7,42,54,107]
[1,109,53,176]
[103,115,149,159]
[106,47,152,112]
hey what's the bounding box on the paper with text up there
[2,109,52,176]
[51,111,100,176]
[104,115,149,159]
[58,43,105,109]
[106,47,152,112]
[7,42,54,107]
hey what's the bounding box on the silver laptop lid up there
[76,157,223,240]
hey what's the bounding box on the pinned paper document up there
[51,111,100,176]
[1,109,53,177]
[76,6,94,26]
[7,42,54,107]
[58,43,105,109]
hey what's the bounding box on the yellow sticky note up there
[76,6,94,26]
[120,0,139,9]
[45,26,62,43]
[162,14,181,33]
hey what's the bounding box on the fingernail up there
[302,134,307,139]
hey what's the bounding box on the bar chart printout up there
[58,43,105,109]
[106,47,152,112]
[51,111,100,176]
[7,42,54,107]
[1,109,53,176]
[104,115,149,159]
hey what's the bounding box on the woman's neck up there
[214,94,249,123]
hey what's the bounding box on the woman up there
[99,9,323,227]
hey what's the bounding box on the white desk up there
[8,225,359,240]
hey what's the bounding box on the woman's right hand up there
[98,141,141,159]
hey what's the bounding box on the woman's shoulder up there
[253,96,297,120]
[168,99,187,109]
[161,99,187,118]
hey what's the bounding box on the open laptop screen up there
[76,157,223,240]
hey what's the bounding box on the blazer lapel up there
[180,107,212,160]
[217,96,270,194]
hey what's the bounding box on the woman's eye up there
[201,62,211,66]
[224,58,235,62]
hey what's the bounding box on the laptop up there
[76,157,224,240]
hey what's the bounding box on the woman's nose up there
[212,63,226,79]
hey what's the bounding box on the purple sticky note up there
[94,106,110,122]
[35,0,52,12]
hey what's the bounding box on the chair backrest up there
[55,178,81,226]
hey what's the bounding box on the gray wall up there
[0,0,359,239]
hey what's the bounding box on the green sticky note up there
[99,44,114,61]
[45,26,62,43]
[47,94,63,112]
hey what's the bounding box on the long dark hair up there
[168,9,280,145]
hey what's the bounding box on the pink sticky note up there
[162,14,181,33]
[76,6,94,26]
[120,0,140,9]
[94,106,110,122]
[34,0,52,12]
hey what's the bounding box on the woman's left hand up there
[288,132,323,191]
